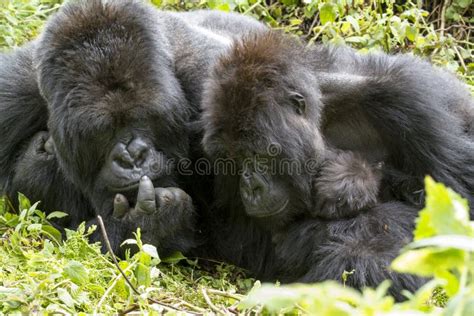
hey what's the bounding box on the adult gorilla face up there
[35,0,189,213]
[203,33,325,222]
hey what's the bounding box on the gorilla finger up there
[156,187,192,210]
[136,176,156,214]
[32,131,49,153]
[113,193,130,219]
[155,187,175,210]
[44,136,56,155]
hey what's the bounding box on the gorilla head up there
[202,31,474,225]
[202,32,328,224]
[35,0,190,213]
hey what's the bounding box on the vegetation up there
[1,0,473,84]
[1,0,473,314]
[1,178,473,313]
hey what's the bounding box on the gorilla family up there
[0,0,266,254]
[201,32,474,299]
[1,0,473,301]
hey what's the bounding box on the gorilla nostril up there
[127,138,150,167]
[114,156,134,170]
[242,170,251,180]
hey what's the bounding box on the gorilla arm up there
[314,53,474,211]
[271,202,423,301]
[0,44,91,226]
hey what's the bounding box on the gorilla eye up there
[290,93,306,116]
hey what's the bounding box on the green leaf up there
[444,287,474,316]
[162,251,187,264]
[319,3,337,25]
[345,16,360,33]
[142,244,160,260]
[456,0,472,9]
[18,193,31,211]
[435,269,459,296]
[27,223,42,231]
[414,177,471,240]
[406,25,417,42]
[46,211,69,220]
[391,248,466,277]
[57,288,75,308]
[0,196,6,215]
[407,235,474,252]
[134,263,151,287]
[63,260,89,285]
[121,239,137,246]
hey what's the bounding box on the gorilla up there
[201,31,474,299]
[0,0,266,254]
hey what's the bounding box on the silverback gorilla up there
[201,32,474,299]
[0,0,266,254]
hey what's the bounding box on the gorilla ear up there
[290,92,306,116]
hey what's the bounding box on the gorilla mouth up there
[108,175,159,193]
[249,198,289,218]
[109,182,141,192]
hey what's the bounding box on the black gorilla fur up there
[1,0,473,301]
[201,32,474,300]
[0,0,266,254]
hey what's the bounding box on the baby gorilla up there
[201,31,473,299]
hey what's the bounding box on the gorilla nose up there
[241,170,266,194]
[112,138,150,170]
[127,138,149,166]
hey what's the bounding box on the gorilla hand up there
[111,176,197,255]
[27,131,55,160]
[313,151,382,219]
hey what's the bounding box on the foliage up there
[240,177,474,315]
[1,178,472,313]
[1,1,472,84]
[0,194,254,313]
[0,0,62,48]
[157,0,473,84]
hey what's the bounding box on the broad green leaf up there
[57,288,75,308]
[434,269,459,296]
[341,21,352,34]
[162,251,187,264]
[134,263,151,287]
[414,177,471,240]
[407,235,474,252]
[406,25,417,42]
[444,287,474,316]
[391,248,465,276]
[320,3,337,24]
[27,223,42,231]
[42,225,63,243]
[456,0,472,9]
[64,260,89,285]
